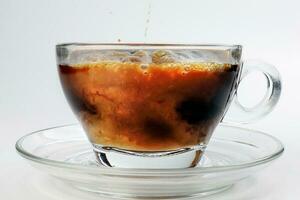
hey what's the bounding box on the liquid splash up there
[144,2,152,41]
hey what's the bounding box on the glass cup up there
[56,44,281,168]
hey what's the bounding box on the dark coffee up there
[59,61,239,151]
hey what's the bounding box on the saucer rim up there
[15,123,284,176]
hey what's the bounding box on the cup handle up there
[223,60,282,124]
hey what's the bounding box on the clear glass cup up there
[56,43,281,168]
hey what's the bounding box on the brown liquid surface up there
[59,62,239,151]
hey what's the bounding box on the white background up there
[1,0,299,199]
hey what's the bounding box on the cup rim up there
[56,43,242,50]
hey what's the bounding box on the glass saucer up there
[16,123,284,199]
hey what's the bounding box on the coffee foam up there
[73,61,233,73]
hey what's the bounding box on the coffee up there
[59,59,239,151]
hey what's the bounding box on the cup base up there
[92,144,206,169]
